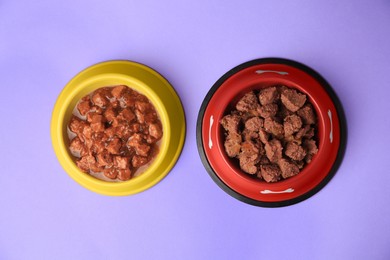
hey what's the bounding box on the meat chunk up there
[111,85,127,99]
[220,113,241,134]
[69,116,86,135]
[281,88,306,112]
[92,92,109,108]
[104,167,118,179]
[259,103,278,118]
[303,139,319,163]
[259,164,281,183]
[238,140,261,174]
[235,91,260,116]
[107,137,122,155]
[279,158,300,179]
[264,139,283,163]
[148,123,163,140]
[117,168,132,181]
[258,87,279,105]
[77,99,91,116]
[118,109,135,122]
[263,117,284,138]
[284,114,303,136]
[89,114,105,132]
[114,156,130,169]
[76,155,96,173]
[132,155,149,168]
[135,101,152,113]
[244,117,263,132]
[295,125,315,141]
[285,142,306,161]
[96,150,113,167]
[297,104,316,125]
[127,133,150,156]
[69,137,86,157]
[224,133,242,157]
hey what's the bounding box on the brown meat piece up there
[132,155,149,168]
[107,137,122,154]
[281,88,307,112]
[118,109,135,122]
[76,155,96,173]
[92,92,109,108]
[259,104,278,118]
[135,144,150,157]
[114,156,130,169]
[144,111,158,123]
[104,167,118,179]
[90,106,103,115]
[69,137,86,157]
[284,114,303,136]
[117,168,132,181]
[279,158,300,179]
[259,164,282,183]
[111,85,127,99]
[90,114,106,133]
[105,126,116,138]
[135,101,152,113]
[238,140,261,174]
[245,117,263,132]
[297,104,316,125]
[148,123,163,140]
[127,133,143,147]
[220,113,241,134]
[264,117,284,138]
[127,133,150,156]
[258,87,280,105]
[285,142,306,161]
[236,91,261,116]
[264,139,283,163]
[96,151,113,167]
[69,116,86,135]
[303,139,319,163]
[224,133,242,157]
[295,125,315,141]
[77,99,91,116]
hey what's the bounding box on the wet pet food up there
[220,86,318,183]
[68,85,163,181]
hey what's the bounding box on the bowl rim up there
[51,60,186,196]
[196,57,347,207]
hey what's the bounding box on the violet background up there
[1,1,390,259]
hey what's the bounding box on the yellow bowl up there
[51,60,186,196]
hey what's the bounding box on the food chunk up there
[285,142,306,161]
[220,86,318,182]
[297,104,316,125]
[68,85,162,182]
[284,114,303,137]
[220,113,241,134]
[236,91,261,116]
[264,117,284,138]
[279,158,300,179]
[258,87,280,105]
[281,88,306,112]
[259,164,281,183]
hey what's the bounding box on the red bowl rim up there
[196,58,347,207]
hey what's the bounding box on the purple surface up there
[1,1,390,259]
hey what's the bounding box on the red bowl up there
[196,58,346,207]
